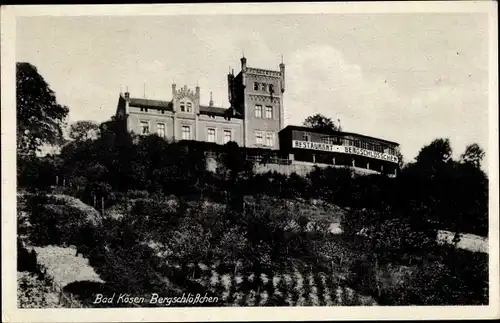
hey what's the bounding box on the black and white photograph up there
[1,2,499,322]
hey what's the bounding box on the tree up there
[303,113,340,132]
[69,120,100,142]
[460,143,485,169]
[394,147,405,170]
[412,138,454,178]
[17,62,69,155]
[415,138,452,166]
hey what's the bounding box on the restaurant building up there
[277,125,400,177]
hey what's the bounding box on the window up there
[265,106,273,119]
[140,121,149,135]
[269,84,274,94]
[302,132,310,142]
[261,83,267,91]
[161,109,165,114]
[182,125,191,140]
[254,82,259,91]
[266,132,274,147]
[254,105,262,118]
[140,107,149,112]
[223,130,232,144]
[187,102,192,113]
[157,123,166,137]
[207,128,216,143]
[180,102,186,112]
[255,131,264,145]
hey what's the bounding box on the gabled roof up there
[129,98,173,111]
[279,125,399,146]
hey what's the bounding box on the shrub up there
[17,239,40,273]
[125,190,150,199]
[24,194,102,247]
[17,271,62,308]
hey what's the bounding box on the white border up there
[2,2,499,322]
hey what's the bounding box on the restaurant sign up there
[292,140,398,163]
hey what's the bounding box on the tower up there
[227,56,285,149]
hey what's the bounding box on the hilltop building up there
[114,56,399,177]
[115,56,285,150]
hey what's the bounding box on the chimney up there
[209,92,214,107]
[227,72,234,104]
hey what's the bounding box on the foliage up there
[24,194,102,247]
[18,132,488,238]
[17,62,69,155]
[17,154,62,190]
[17,271,62,308]
[303,113,341,132]
[17,130,489,306]
[377,247,488,305]
[69,120,100,142]
[414,138,453,172]
[460,143,485,169]
[18,239,40,273]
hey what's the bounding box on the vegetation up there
[17,240,67,308]
[16,62,69,155]
[303,113,341,132]
[17,63,489,307]
[69,120,100,142]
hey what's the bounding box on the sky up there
[16,13,491,165]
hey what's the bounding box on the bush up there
[17,155,61,191]
[125,190,150,199]
[17,239,40,273]
[25,194,102,247]
[17,271,62,308]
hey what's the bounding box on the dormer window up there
[180,100,193,113]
